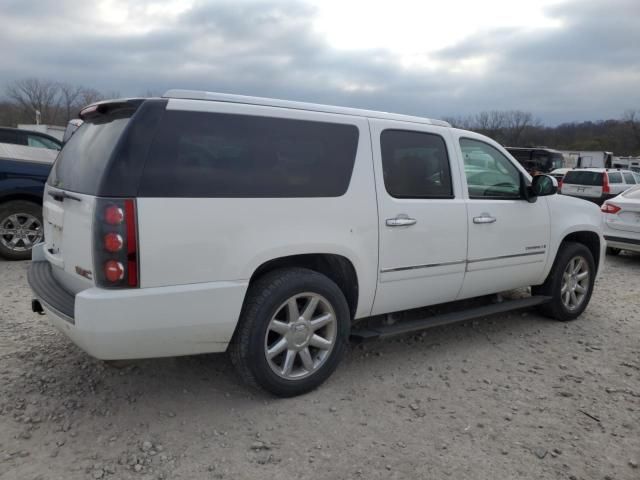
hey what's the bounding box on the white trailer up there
[559,151,613,169]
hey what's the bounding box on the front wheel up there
[533,242,596,321]
[230,268,350,397]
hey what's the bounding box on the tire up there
[0,201,44,261]
[230,268,351,397]
[532,241,596,321]
[606,247,621,256]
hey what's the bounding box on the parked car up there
[29,91,604,397]
[601,185,640,255]
[560,168,637,205]
[0,138,58,259]
[549,167,572,192]
[0,127,62,151]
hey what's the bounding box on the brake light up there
[94,198,139,288]
[603,173,610,194]
[601,203,621,214]
[104,260,125,281]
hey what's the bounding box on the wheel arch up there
[560,230,601,274]
[248,253,360,319]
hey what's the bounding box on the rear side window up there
[562,171,603,185]
[380,130,453,198]
[623,172,636,184]
[49,111,133,193]
[139,111,359,197]
[608,172,622,183]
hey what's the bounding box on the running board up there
[351,296,552,340]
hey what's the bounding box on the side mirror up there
[529,174,558,200]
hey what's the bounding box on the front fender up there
[541,194,605,281]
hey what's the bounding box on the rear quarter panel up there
[136,104,379,319]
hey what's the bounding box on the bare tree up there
[503,110,539,146]
[6,78,62,124]
[58,83,84,122]
[623,109,640,150]
[473,111,506,140]
[78,88,104,108]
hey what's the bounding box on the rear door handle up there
[473,214,496,224]
[386,216,417,227]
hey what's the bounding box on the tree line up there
[1,78,639,155]
[446,109,640,156]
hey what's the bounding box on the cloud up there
[0,0,639,124]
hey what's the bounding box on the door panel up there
[371,120,467,315]
[453,134,550,299]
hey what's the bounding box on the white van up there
[29,90,604,396]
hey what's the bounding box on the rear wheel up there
[230,268,350,397]
[0,201,43,261]
[606,247,621,256]
[533,242,595,321]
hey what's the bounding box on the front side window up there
[380,130,453,198]
[460,138,521,199]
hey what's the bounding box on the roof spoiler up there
[79,98,146,121]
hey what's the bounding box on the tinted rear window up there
[48,110,133,193]
[562,171,603,186]
[608,172,622,183]
[623,186,640,198]
[138,111,359,197]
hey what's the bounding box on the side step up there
[351,295,552,340]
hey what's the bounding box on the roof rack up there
[162,89,451,128]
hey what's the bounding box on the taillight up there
[603,173,610,194]
[94,198,139,288]
[601,203,621,214]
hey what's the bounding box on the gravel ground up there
[0,254,639,480]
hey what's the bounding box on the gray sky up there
[1,0,639,124]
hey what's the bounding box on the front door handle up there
[473,214,496,224]
[386,216,417,227]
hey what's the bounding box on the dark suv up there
[0,128,61,259]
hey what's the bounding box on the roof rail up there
[162,89,451,127]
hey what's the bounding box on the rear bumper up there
[28,259,248,360]
[561,193,613,206]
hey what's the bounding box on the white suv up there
[29,90,605,396]
[561,168,638,205]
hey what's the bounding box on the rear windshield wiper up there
[48,189,81,202]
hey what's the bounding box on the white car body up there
[602,186,640,253]
[29,90,605,361]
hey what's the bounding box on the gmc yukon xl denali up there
[29,90,605,397]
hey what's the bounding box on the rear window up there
[562,171,603,186]
[48,110,133,193]
[607,172,622,183]
[138,111,359,197]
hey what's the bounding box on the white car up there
[28,90,605,396]
[561,168,638,205]
[602,185,640,254]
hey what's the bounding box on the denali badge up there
[75,266,93,280]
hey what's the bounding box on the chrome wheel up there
[561,255,590,311]
[264,292,337,380]
[0,213,43,252]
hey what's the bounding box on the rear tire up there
[229,268,350,397]
[0,201,43,261]
[606,247,621,256]
[532,242,595,321]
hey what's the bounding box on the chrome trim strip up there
[380,260,466,273]
[380,251,546,273]
[467,251,546,264]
